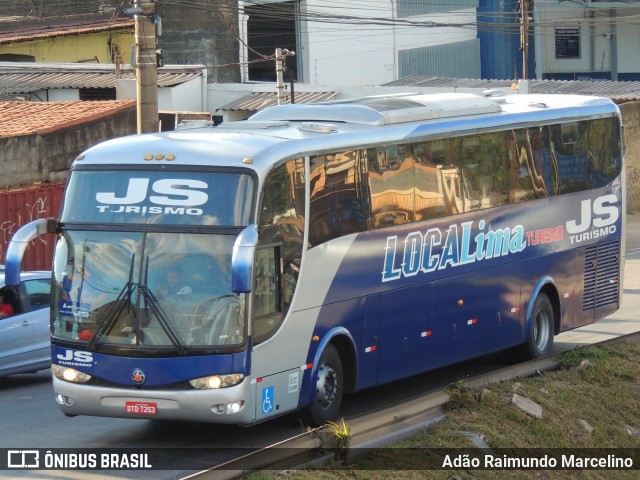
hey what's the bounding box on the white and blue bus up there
[5,92,625,426]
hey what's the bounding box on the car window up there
[23,278,51,310]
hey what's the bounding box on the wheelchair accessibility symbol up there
[261,386,274,415]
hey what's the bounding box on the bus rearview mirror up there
[5,218,58,286]
[231,224,259,293]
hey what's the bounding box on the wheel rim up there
[533,308,551,352]
[315,362,338,409]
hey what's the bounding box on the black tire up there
[303,344,343,427]
[517,293,555,361]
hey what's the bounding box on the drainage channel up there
[184,332,640,480]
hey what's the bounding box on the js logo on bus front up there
[56,349,94,366]
[95,178,208,216]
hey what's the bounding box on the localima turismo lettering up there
[381,220,526,282]
[381,194,619,283]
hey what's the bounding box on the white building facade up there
[534,0,640,81]
[239,0,481,85]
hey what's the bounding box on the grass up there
[245,339,640,480]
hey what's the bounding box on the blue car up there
[0,269,51,376]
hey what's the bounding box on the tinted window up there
[256,159,306,343]
[309,151,364,246]
[509,127,557,201]
[23,279,51,310]
[551,123,590,194]
[459,132,510,212]
[62,170,254,226]
[367,146,415,228]
[305,116,621,248]
[585,117,622,188]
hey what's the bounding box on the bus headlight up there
[189,374,244,390]
[52,365,92,383]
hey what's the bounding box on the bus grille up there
[583,239,620,311]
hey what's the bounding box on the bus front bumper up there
[52,376,257,424]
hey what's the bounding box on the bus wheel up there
[520,293,554,360]
[305,344,343,426]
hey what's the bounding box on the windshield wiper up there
[138,258,188,355]
[88,255,137,350]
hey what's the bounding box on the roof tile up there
[0,19,134,44]
[0,100,136,138]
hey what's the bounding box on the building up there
[239,0,483,84]
[158,0,241,83]
[0,1,134,64]
[0,62,209,115]
[533,0,640,81]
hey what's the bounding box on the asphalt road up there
[1,214,638,480]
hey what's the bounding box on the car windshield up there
[51,230,245,351]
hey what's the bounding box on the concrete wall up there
[158,0,240,83]
[621,101,640,213]
[0,107,136,189]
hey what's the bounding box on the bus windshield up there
[51,230,245,351]
[60,170,254,226]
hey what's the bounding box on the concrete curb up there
[188,335,640,480]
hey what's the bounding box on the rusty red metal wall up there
[0,183,65,271]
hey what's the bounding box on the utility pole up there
[520,0,530,79]
[132,1,159,134]
[275,48,286,105]
[275,48,295,105]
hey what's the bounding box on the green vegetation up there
[247,340,640,480]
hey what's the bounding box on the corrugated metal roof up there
[383,75,640,103]
[219,91,339,112]
[0,63,206,94]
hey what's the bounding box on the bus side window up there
[552,122,590,194]
[413,141,448,220]
[256,159,305,344]
[587,117,622,188]
[510,129,537,202]
[253,246,282,343]
[367,146,415,229]
[526,127,558,198]
[459,132,509,212]
[309,151,364,245]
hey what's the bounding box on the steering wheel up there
[198,295,242,345]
